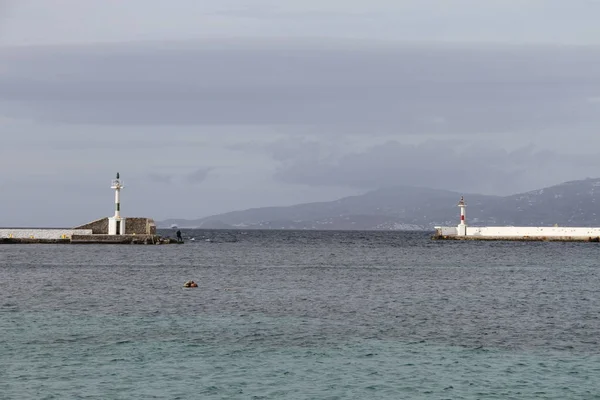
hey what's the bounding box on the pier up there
[0,173,180,245]
[432,196,600,242]
[0,232,179,245]
[432,233,600,242]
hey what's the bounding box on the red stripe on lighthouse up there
[461,215,465,221]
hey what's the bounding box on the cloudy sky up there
[1,0,600,226]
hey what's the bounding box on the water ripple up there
[2,230,600,399]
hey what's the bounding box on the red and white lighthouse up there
[457,196,467,235]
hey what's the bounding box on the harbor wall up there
[468,226,600,237]
[74,217,155,235]
[435,226,600,237]
[0,228,93,239]
[74,218,108,234]
[436,226,460,236]
[124,218,157,235]
[1,233,178,244]
[434,226,600,241]
[2,219,163,244]
[70,234,158,244]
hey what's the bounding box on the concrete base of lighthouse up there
[458,224,467,236]
[108,217,126,235]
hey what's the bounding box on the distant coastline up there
[158,178,600,231]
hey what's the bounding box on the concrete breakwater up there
[70,234,176,245]
[0,228,92,240]
[1,173,181,245]
[0,227,180,245]
[433,226,600,241]
[432,231,600,242]
[433,196,600,242]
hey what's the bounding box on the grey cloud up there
[147,173,173,184]
[3,0,599,47]
[186,167,213,184]
[42,138,202,151]
[271,139,600,195]
[147,168,213,185]
[0,130,208,151]
[209,4,372,19]
[1,40,600,134]
[225,141,264,152]
[264,138,330,162]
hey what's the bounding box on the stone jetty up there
[0,220,179,245]
[0,173,181,245]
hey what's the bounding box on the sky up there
[1,0,600,226]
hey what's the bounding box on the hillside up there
[158,178,600,230]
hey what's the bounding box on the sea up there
[1,229,600,399]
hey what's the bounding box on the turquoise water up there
[2,230,600,399]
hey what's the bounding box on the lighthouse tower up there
[457,196,467,236]
[108,172,126,235]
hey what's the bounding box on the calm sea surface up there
[2,230,600,399]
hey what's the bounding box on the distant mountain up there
[158,178,600,230]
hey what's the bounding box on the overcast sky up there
[1,0,600,226]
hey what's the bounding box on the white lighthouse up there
[457,196,467,236]
[108,172,126,235]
